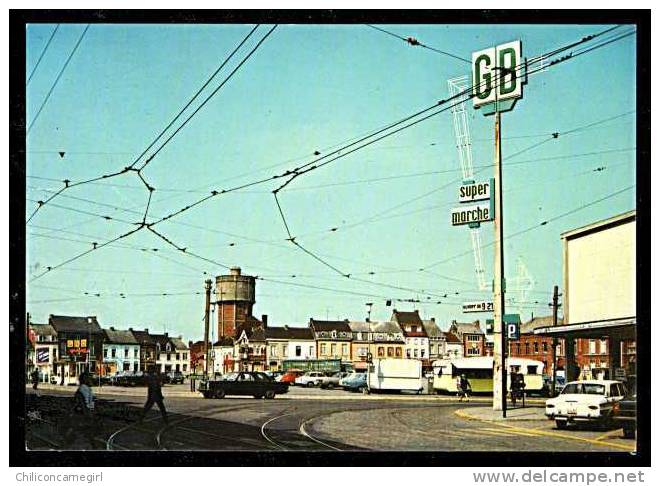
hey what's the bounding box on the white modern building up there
[102,327,140,375]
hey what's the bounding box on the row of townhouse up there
[27,314,190,385]
[187,311,488,374]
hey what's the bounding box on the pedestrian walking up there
[139,366,168,424]
[31,369,40,390]
[458,374,471,402]
[62,372,99,449]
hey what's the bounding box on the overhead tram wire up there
[365,24,470,64]
[27,24,90,134]
[26,24,60,86]
[125,24,260,171]
[28,26,634,285]
[28,24,619,227]
[137,24,278,172]
[25,25,273,224]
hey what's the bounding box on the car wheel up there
[306,381,315,388]
[623,425,635,439]
[202,391,211,399]
[327,383,334,390]
[555,419,568,430]
[265,390,276,400]
[214,388,226,399]
[253,394,263,399]
[359,386,369,395]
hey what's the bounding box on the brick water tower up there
[216,267,256,338]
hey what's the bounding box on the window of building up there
[183,353,187,360]
[421,349,425,358]
[309,346,314,357]
[342,344,348,356]
[320,343,326,355]
[295,345,302,357]
[330,343,336,356]
[282,344,287,356]
[123,362,130,371]
[516,343,521,355]
[525,343,530,355]
[167,353,171,361]
[534,342,539,354]
[270,345,277,356]
[396,348,402,357]
[378,347,385,357]
[183,364,187,371]
[406,349,411,358]
[104,348,107,358]
[542,342,548,353]
[176,353,180,361]
[589,340,596,355]
[175,364,180,372]
[111,348,116,358]
[387,347,394,357]
[600,339,608,354]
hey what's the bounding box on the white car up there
[545,380,627,429]
[294,371,326,387]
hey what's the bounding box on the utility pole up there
[550,285,561,396]
[492,108,507,417]
[204,279,212,377]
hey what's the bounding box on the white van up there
[367,358,424,393]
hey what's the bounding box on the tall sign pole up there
[204,279,212,377]
[493,108,507,416]
[471,40,526,418]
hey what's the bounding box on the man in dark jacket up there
[139,366,168,424]
[31,369,40,390]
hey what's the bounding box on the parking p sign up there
[507,322,520,340]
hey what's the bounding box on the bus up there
[432,356,545,395]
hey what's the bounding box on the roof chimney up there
[87,317,93,324]
[145,328,149,334]
[164,332,168,337]
[284,325,289,330]
[262,314,268,327]
[110,326,115,331]
[230,267,241,276]
[431,317,435,323]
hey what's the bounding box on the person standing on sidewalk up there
[139,366,168,424]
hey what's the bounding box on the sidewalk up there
[30,383,201,398]
[455,404,548,422]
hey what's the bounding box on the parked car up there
[166,371,185,384]
[613,376,636,439]
[341,372,368,393]
[200,371,289,399]
[545,380,627,429]
[294,371,326,387]
[265,371,283,380]
[319,372,348,389]
[277,370,304,384]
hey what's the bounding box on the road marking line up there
[594,428,623,441]
[482,427,537,437]
[453,409,636,452]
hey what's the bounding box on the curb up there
[454,407,548,422]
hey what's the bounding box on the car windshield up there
[254,372,271,381]
[562,383,606,395]
[224,372,240,381]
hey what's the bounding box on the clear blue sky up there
[25,23,636,340]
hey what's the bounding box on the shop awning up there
[533,316,635,339]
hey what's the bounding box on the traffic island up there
[455,405,548,422]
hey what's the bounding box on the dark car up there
[614,376,636,439]
[201,371,289,399]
